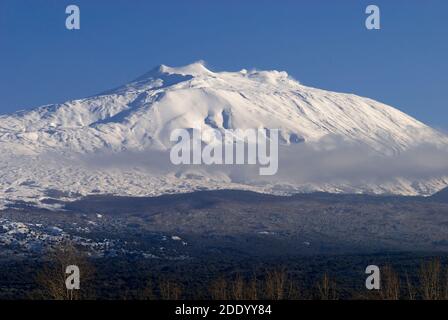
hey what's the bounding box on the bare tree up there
[404,271,416,300]
[246,275,259,300]
[231,274,244,300]
[285,277,301,300]
[209,277,228,300]
[317,273,338,300]
[419,259,442,300]
[34,241,95,300]
[159,278,183,300]
[141,279,156,300]
[380,265,400,300]
[444,266,448,300]
[264,269,287,300]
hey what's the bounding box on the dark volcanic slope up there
[56,190,448,254]
[432,187,448,202]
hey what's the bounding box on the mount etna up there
[1,62,447,210]
[1,62,448,300]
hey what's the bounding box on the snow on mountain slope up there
[0,61,447,208]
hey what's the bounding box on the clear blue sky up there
[0,0,447,130]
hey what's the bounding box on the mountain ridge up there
[0,62,447,208]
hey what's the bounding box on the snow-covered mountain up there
[1,61,447,209]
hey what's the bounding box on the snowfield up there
[1,61,447,209]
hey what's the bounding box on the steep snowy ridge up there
[0,62,447,208]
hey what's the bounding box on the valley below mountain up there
[2,190,448,260]
[1,189,448,299]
